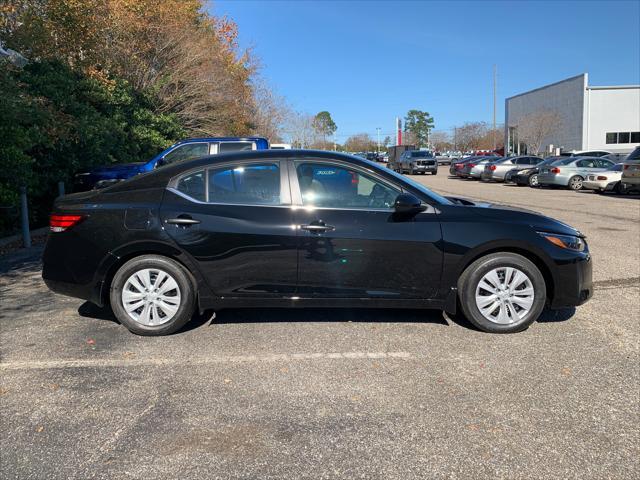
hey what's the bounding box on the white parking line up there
[0,351,413,370]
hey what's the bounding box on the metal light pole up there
[376,127,381,154]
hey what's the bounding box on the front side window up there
[296,162,400,209]
[162,143,209,166]
[208,163,280,205]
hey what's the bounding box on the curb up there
[0,226,49,248]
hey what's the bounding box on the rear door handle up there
[300,223,335,233]
[165,217,200,226]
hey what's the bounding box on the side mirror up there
[155,156,166,169]
[394,193,427,215]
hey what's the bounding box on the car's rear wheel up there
[568,175,583,191]
[458,253,546,333]
[528,174,539,187]
[614,181,624,194]
[110,255,196,336]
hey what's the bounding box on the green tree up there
[312,111,337,144]
[404,110,435,147]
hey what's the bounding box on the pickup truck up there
[73,137,270,191]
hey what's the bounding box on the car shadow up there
[211,307,450,327]
[576,189,640,200]
[77,302,575,333]
[536,307,576,323]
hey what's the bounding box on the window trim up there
[287,158,409,212]
[168,159,291,207]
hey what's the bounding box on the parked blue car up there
[73,137,270,191]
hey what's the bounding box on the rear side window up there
[176,170,206,201]
[218,142,255,153]
[577,159,596,168]
[208,163,280,205]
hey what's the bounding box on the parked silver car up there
[458,156,502,178]
[537,156,616,190]
[481,156,543,182]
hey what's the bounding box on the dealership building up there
[505,73,640,155]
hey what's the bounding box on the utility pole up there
[493,64,497,150]
[376,127,381,154]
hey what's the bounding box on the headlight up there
[538,232,586,252]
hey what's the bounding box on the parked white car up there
[582,164,624,193]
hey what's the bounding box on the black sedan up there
[43,150,592,336]
[509,157,564,187]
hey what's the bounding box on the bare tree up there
[430,131,451,151]
[251,79,289,142]
[344,133,375,152]
[515,111,561,155]
[456,122,489,152]
[287,111,318,148]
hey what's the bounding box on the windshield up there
[410,151,434,158]
[359,157,453,205]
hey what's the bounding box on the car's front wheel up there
[528,174,539,187]
[458,253,546,333]
[110,255,196,336]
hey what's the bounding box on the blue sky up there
[212,0,640,141]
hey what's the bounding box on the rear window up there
[553,158,575,166]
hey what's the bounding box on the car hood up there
[445,197,582,237]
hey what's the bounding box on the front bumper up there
[413,165,437,172]
[549,252,593,308]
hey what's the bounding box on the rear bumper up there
[549,252,593,308]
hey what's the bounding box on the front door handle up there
[165,216,200,226]
[300,222,335,233]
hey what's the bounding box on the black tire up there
[110,255,196,336]
[432,170,438,175]
[457,252,546,334]
[568,175,583,191]
[528,174,539,188]
[614,181,624,194]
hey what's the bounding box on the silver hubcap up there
[571,177,582,189]
[121,268,181,326]
[475,267,535,324]
[530,175,538,186]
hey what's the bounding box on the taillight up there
[597,176,608,181]
[489,165,497,171]
[469,163,476,168]
[50,214,84,232]
[550,167,561,174]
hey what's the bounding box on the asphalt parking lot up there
[1,174,639,479]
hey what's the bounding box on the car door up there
[289,159,442,299]
[160,159,298,297]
